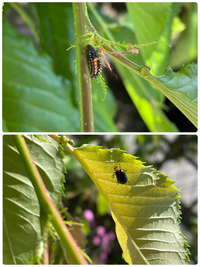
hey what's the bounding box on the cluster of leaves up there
[87,3,197,131]
[3,3,197,132]
[3,135,193,264]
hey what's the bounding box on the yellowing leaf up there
[72,145,189,264]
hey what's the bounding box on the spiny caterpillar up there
[86,45,101,78]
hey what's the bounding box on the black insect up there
[86,44,101,79]
[112,164,128,184]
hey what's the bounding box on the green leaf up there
[3,21,80,132]
[3,135,41,264]
[170,3,197,69]
[29,3,76,79]
[153,64,197,127]
[72,145,189,264]
[23,135,65,205]
[117,68,178,132]
[3,135,65,264]
[144,3,181,75]
[126,2,171,64]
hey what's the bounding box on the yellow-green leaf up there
[71,145,189,264]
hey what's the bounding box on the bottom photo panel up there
[3,134,197,265]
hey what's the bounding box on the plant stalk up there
[72,2,95,132]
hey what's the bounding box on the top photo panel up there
[3,2,197,132]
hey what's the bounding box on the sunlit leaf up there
[126,2,171,71]
[72,145,189,264]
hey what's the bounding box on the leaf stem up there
[72,3,95,132]
[102,46,197,128]
[41,218,49,265]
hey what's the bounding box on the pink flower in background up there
[100,251,108,263]
[102,234,109,248]
[83,212,116,263]
[83,209,95,226]
[97,225,106,237]
[93,236,101,246]
[108,232,115,240]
